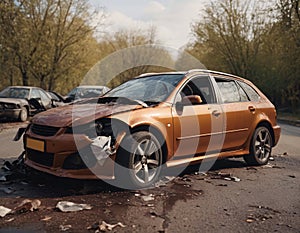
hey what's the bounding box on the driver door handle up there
[212,110,221,117]
[248,106,256,112]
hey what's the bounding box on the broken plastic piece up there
[91,136,114,165]
[141,194,154,202]
[56,201,92,212]
[59,224,72,231]
[0,206,12,217]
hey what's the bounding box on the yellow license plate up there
[26,137,45,152]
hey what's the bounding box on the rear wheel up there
[115,131,163,189]
[244,126,272,166]
[19,107,28,122]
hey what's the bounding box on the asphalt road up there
[0,123,299,233]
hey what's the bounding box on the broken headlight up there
[65,119,112,138]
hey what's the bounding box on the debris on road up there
[224,176,241,182]
[141,194,155,202]
[5,217,15,222]
[0,206,12,217]
[0,151,26,182]
[288,175,296,178]
[56,201,92,212]
[208,171,241,182]
[262,163,284,169]
[59,224,72,231]
[41,216,52,221]
[87,220,126,232]
[14,199,41,213]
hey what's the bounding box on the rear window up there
[238,81,261,102]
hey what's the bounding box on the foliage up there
[189,0,300,112]
[0,0,105,93]
[84,28,174,88]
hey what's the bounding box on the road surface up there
[0,123,299,232]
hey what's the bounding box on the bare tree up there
[191,0,270,78]
[0,0,106,90]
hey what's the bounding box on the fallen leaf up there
[14,199,41,213]
[99,221,126,231]
[41,216,52,221]
[5,217,15,222]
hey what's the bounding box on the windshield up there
[105,74,184,103]
[0,87,30,99]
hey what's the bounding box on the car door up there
[38,89,52,109]
[212,76,256,151]
[172,75,224,158]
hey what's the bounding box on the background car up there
[65,85,110,102]
[23,70,280,189]
[0,86,61,122]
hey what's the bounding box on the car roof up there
[6,86,36,89]
[136,69,245,82]
[76,85,107,88]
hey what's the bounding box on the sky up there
[89,0,208,49]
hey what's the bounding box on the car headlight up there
[65,120,108,138]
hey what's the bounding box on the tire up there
[115,131,163,189]
[244,126,272,166]
[19,107,28,122]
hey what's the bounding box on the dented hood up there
[32,102,142,127]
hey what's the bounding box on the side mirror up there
[175,95,203,114]
[182,95,203,105]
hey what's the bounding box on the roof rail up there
[187,69,242,79]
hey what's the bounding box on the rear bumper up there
[273,125,281,146]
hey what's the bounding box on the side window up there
[177,76,216,104]
[238,84,249,102]
[215,78,241,103]
[39,90,51,103]
[238,81,261,102]
[31,89,41,99]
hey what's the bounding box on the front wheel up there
[115,131,163,189]
[19,107,28,122]
[244,126,272,166]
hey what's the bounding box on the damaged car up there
[21,70,281,189]
[0,86,62,122]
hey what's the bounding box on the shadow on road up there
[0,158,247,198]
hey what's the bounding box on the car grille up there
[31,124,60,136]
[26,149,54,167]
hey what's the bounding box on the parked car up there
[22,70,280,188]
[65,85,110,102]
[0,86,60,122]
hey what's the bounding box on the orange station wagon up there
[23,70,281,188]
